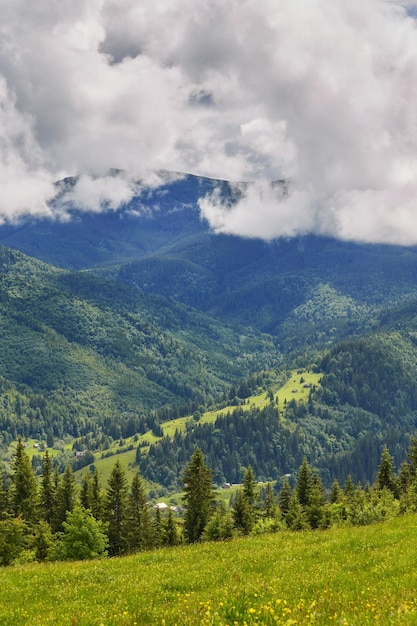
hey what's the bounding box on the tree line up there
[3,437,417,566]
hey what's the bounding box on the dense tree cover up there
[2,440,417,567]
[0,246,278,449]
[0,443,176,565]
[140,335,417,489]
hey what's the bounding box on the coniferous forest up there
[2,437,417,566]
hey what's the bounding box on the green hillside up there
[0,246,278,453]
[1,514,417,624]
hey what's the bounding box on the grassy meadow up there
[1,514,417,625]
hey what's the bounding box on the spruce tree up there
[296,457,312,507]
[329,479,343,504]
[343,475,355,500]
[306,473,325,529]
[0,465,9,520]
[54,464,77,532]
[278,476,292,518]
[182,447,215,543]
[106,460,128,555]
[91,469,104,521]
[125,472,153,552]
[376,445,397,495]
[232,489,253,534]
[243,466,256,507]
[264,482,277,518]
[33,520,54,562]
[285,493,310,530]
[164,508,180,547]
[40,450,55,524]
[80,472,93,511]
[10,438,38,525]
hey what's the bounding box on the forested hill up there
[139,328,417,489]
[0,245,278,446]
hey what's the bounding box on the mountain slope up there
[2,173,417,352]
[0,246,278,446]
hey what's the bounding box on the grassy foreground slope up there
[2,515,417,625]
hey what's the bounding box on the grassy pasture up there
[1,514,417,624]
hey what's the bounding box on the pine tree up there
[296,457,312,507]
[398,460,412,494]
[329,479,343,504]
[54,464,77,532]
[264,483,277,518]
[376,445,397,495]
[343,475,355,500]
[80,472,93,511]
[125,472,153,552]
[306,473,325,529]
[91,469,104,521]
[33,520,54,562]
[10,438,38,525]
[40,450,55,524]
[278,476,292,518]
[164,508,180,547]
[182,447,215,543]
[232,489,253,534]
[285,494,310,530]
[153,506,163,548]
[0,465,9,520]
[243,466,256,507]
[202,502,235,542]
[106,460,128,555]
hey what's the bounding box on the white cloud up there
[0,0,417,244]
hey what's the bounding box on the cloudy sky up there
[1,0,417,244]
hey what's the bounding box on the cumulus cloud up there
[1,0,417,243]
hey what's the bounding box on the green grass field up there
[1,514,417,624]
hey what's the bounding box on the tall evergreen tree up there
[376,445,397,495]
[343,475,355,499]
[243,466,256,507]
[10,438,38,525]
[182,447,215,543]
[278,476,292,518]
[329,479,343,504]
[40,450,55,524]
[80,472,93,511]
[164,508,180,547]
[106,460,128,555]
[306,473,325,529]
[125,472,153,552]
[91,469,104,521]
[285,493,310,531]
[0,465,9,520]
[296,457,312,507]
[54,464,77,532]
[264,482,277,518]
[33,520,54,562]
[232,489,253,534]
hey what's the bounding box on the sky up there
[1,0,417,244]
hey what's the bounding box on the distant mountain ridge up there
[2,172,417,353]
